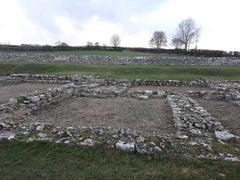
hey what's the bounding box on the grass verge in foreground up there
[0,62,240,80]
[0,141,239,179]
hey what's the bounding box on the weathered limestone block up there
[116,141,135,152]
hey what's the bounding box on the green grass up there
[213,142,240,158]
[0,141,239,180]
[0,62,240,80]
[43,50,177,57]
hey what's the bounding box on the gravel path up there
[196,98,240,136]
[33,97,175,133]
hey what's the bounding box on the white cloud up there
[79,16,122,46]
[0,0,54,45]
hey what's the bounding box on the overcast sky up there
[0,0,239,51]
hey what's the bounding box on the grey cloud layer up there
[18,0,166,32]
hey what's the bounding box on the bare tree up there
[149,31,167,48]
[172,18,200,50]
[110,34,121,47]
[86,41,93,46]
[95,42,100,46]
[55,41,68,46]
[171,38,182,49]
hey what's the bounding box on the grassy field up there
[0,61,240,179]
[0,141,239,180]
[44,50,177,57]
[1,62,240,80]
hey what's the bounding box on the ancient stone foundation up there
[0,74,240,161]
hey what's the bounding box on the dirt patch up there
[32,97,175,134]
[196,98,240,136]
[0,76,8,81]
[129,86,210,93]
[0,83,58,104]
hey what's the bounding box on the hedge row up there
[0,45,239,57]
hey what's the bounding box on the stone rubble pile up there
[167,93,239,142]
[0,121,167,155]
[207,80,240,102]
[1,115,239,161]
[186,80,240,105]
[1,53,240,65]
[0,83,77,115]
[168,94,223,135]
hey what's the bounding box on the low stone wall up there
[167,94,237,141]
[187,90,240,104]
[8,74,210,87]
[0,82,167,116]
[2,118,240,161]
[132,79,209,87]
[167,94,222,134]
[7,74,240,103]
[1,53,240,65]
[0,83,77,115]
[0,121,166,155]
[8,73,115,85]
[208,80,240,101]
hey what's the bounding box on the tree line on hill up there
[150,18,200,51]
[86,18,200,51]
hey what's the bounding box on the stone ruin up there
[0,74,240,161]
